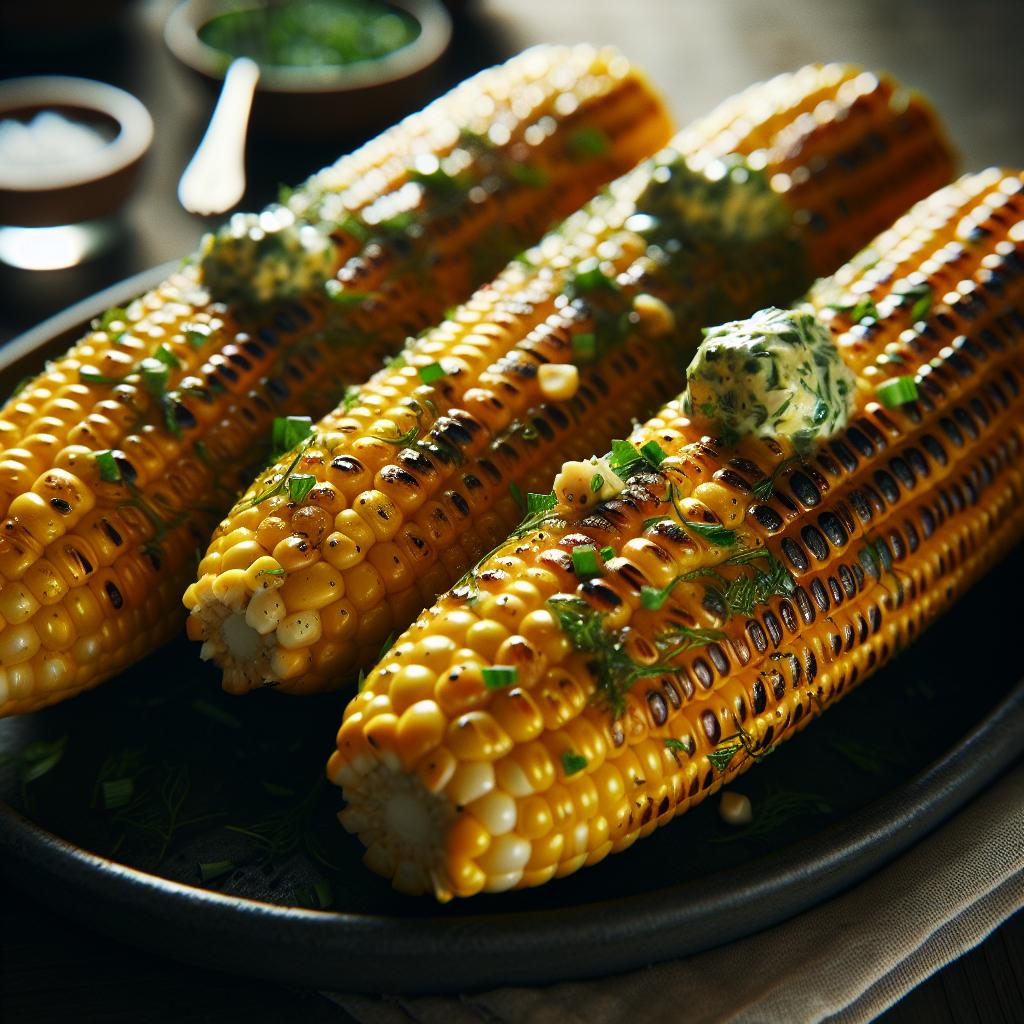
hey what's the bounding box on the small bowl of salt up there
[0,77,153,269]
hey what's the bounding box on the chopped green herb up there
[482,666,518,689]
[526,491,558,515]
[190,698,242,729]
[896,282,933,322]
[665,736,695,756]
[272,415,314,457]
[95,450,122,483]
[567,127,609,160]
[600,546,615,561]
[256,567,285,578]
[876,375,919,408]
[683,520,737,546]
[590,473,604,493]
[751,454,803,501]
[509,481,526,513]
[184,327,209,348]
[324,281,373,306]
[561,751,588,776]
[341,386,361,412]
[417,361,446,385]
[569,259,619,296]
[288,474,317,503]
[199,860,234,883]
[509,163,548,187]
[138,359,170,399]
[153,344,181,370]
[0,736,68,785]
[706,744,742,774]
[571,545,601,579]
[572,332,597,362]
[639,440,667,468]
[102,777,136,809]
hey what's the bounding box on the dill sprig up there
[751,454,804,501]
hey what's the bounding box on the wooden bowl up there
[164,0,452,141]
[0,77,153,229]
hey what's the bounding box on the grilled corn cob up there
[187,64,953,695]
[328,168,1024,899]
[0,46,673,718]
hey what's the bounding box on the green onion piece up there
[95,450,121,483]
[79,367,124,385]
[98,306,129,331]
[288,474,317,503]
[102,778,135,809]
[199,860,234,882]
[417,361,446,385]
[184,326,209,348]
[153,344,181,370]
[272,415,313,454]
[561,751,588,776]
[641,585,669,611]
[600,546,614,561]
[590,473,604,493]
[256,567,285,578]
[876,375,919,408]
[639,440,667,467]
[139,358,169,396]
[482,666,518,689]
[571,545,601,579]
[572,332,597,362]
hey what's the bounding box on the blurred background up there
[2,0,1023,345]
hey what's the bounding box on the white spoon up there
[177,57,260,216]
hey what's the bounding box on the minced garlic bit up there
[719,791,753,826]
[683,306,856,451]
[553,454,623,510]
[538,362,580,401]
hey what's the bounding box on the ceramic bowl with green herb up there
[164,0,452,140]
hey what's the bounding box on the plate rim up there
[0,265,1022,993]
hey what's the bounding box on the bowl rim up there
[164,0,453,95]
[0,77,153,193]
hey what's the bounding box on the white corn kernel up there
[245,588,285,636]
[445,761,495,806]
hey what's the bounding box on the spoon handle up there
[178,57,260,217]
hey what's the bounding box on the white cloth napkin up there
[327,762,1024,1024]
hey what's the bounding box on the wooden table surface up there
[1,1,1022,1020]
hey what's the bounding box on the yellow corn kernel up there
[445,761,496,807]
[271,536,319,572]
[467,789,517,837]
[417,745,457,794]
[37,606,76,651]
[320,597,358,641]
[277,610,322,650]
[487,688,545,744]
[245,587,286,636]
[321,530,365,571]
[366,542,413,594]
[8,492,66,547]
[342,561,386,613]
[280,561,344,612]
[270,645,313,680]
[395,699,446,766]
[220,540,265,573]
[0,623,40,667]
[447,711,513,761]
[0,582,40,625]
[211,568,249,610]
[21,559,68,606]
[517,794,554,839]
[255,515,291,552]
[353,490,402,542]
[243,556,286,592]
[389,664,438,714]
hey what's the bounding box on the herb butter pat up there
[199,206,335,307]
[684,307,856,451]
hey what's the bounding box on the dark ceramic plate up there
[0,267,1022,994]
